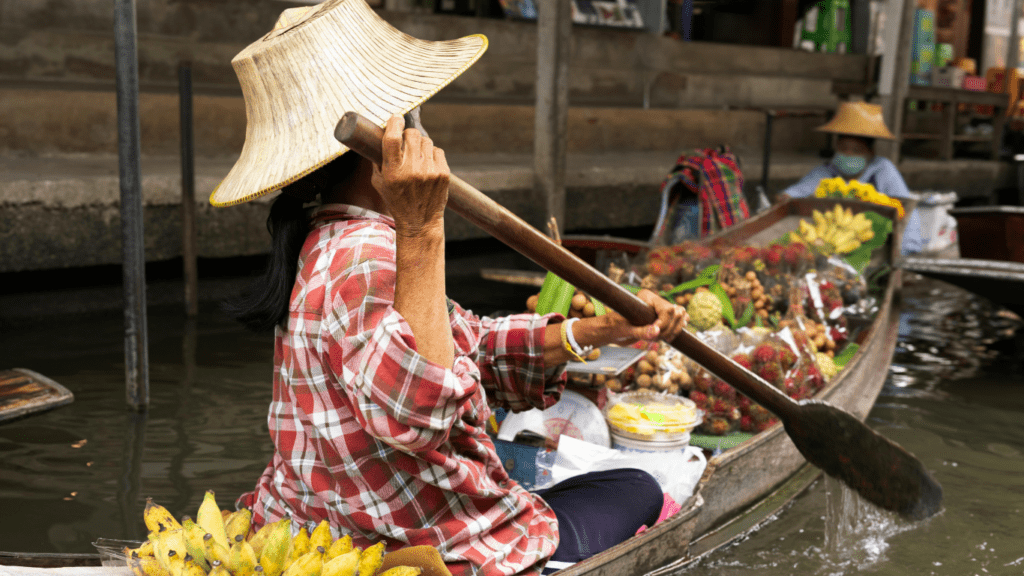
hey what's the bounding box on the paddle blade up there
[786,400,943,521]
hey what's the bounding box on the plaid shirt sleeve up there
[323,235,486,455]
[451,304,566,413]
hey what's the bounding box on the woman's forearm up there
[542,315,616,367]
[394,222,454,369]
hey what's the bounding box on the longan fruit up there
[645,350,659,365]
[586,348,601,361]
[745,271,757,281]
[675,295,687,306]
[606,378,623,392]
[571,293,587,311]
[636,374,652,388]
[637,359,655,374]
[583,301,596,317]
[526,294,539,312]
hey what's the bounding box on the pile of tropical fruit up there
[524,202,891,436]
[124,491,420,576]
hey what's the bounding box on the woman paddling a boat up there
[211,2,688,575]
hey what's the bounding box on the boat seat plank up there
[0,369,74,423]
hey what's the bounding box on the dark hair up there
[224,152,361,332]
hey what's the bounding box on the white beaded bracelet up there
[564,318,593,359]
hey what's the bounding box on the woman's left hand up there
[598,289,688,345]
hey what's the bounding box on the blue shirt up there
[782,156,923,255]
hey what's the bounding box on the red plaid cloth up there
[659,147,750,237]
[238,204,565,576]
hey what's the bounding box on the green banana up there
[180,517,210,571]
[258,518,293,576]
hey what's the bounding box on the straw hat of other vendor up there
[209,0,488,207]
[814,101,895,141]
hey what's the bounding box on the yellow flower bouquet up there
[813,177,905,218]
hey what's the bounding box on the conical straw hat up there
[210,0,488,207]
[815,101,895,140]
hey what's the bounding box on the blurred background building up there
[1,0,1022,276]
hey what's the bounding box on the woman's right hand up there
[376,114,450,237]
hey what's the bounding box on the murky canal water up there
[1,273,1021,575]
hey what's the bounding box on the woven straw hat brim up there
[210,0,488,207]
[815,101,895,140]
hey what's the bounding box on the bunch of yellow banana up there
[789,204,874,255]
[124,491,420,576]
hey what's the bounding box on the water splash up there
[817,475,917,574]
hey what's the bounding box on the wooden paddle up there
[334,112,943,521]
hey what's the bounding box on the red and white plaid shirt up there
[238,204,565,576]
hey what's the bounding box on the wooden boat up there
[0,368,74,423]
[948,206,1024,264]
[0,198,903,576]
[898,257,1024,318]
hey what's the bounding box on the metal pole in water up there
[114,0,149,409]
[179,63,199,318]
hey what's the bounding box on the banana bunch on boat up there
[125,491,419,576]
[789,205,874,255]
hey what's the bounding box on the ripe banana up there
[225,509,253,543]
[288,524,312,563]
[357,542,386,576]
[145,499,183,533]
[198,491,231,551]
[321,550,360,576]
[208,560,231,576]
[183,557,207,576]
[309,520,333,553]
[283,547,325,576]
[128,553,172,576]
[326,535,353,561]
[229,536,259,576]
[248,521,277,559]
[378,568,423,576]
[203,533,231,567]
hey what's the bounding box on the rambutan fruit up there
[693,370,714,393]
[740,415,755,432]
[731,353,753,370]
[748,404,771,423]
[712,380,737,401]
[707,417,731,436]
[779,346,797,370]
[752,343,778,365]
[756,361,783,386]
[689,390,709,408]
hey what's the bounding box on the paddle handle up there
[334,112,797,420]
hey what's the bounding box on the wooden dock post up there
[114,0,149,409]
[179,63,199,318]
[534,0,572,236]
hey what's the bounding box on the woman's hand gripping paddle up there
[334,112,943,521]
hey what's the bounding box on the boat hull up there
[0,199,903,576]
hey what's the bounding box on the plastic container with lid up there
[603,391,703,452]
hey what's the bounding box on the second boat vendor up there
[210,2,688,575]
[777,101,924,255]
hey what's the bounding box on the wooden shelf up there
[901,133,943,140]
[953,135,995,142]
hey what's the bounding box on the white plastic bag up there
[547,435,707,503]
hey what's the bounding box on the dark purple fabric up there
[536,468,664,564]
